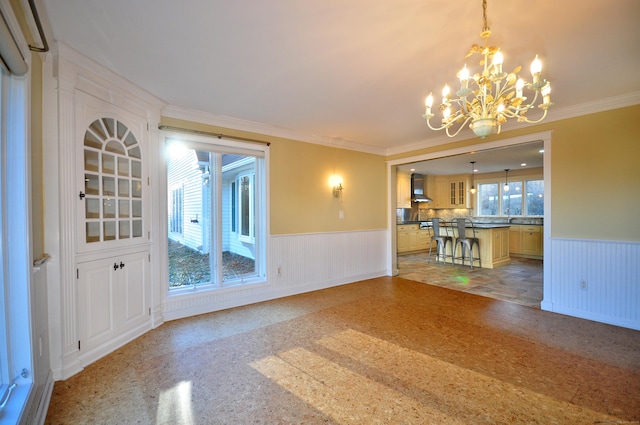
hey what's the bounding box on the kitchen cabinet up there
[433,178,450,209]
[77,249,150,358]
[396,172,411,208]
[397,224,432,253]
[509,225,543,258]
[491,227,510,263]
[449,226,510,268]
[433,175,471,208]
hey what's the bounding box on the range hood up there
[411,173,433,202]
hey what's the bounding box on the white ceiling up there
[41,0,640,158]
[397,140,544,175]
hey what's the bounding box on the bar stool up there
[428,218,453,265]
[452,218,481,268]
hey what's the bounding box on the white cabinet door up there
[75,92,149,253]
[77,250,150,356]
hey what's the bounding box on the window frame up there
[0,49,34,422]
[237,171,255,243]
[474,173,544,218]
[163,134,267,293]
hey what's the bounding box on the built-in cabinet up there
[77,249,149,359]
[46,46,163,379]
[491,227,510,264]
[509,225,543,258]
[432,175,472,209]
[396,171,412,208]
[74,98,153,365]
[397,224,433,253]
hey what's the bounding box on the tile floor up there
[398,253,543,307]
[45,276,640,424]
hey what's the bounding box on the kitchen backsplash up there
[407,206,544,225]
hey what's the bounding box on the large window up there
[166,138,266,289]
[477,177,543,217]
[477,183,499,216]
[0,62,33,421]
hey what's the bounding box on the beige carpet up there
[46,277,640,424]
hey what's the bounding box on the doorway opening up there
[389,132,551,308]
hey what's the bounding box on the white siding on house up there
[167,148,206,252]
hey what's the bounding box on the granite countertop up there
[397,219,543,227]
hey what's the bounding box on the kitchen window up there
[477,177,543,217]
[166,137,266,289]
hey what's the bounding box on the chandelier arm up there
[422,0,550,139]
[445,115,474,138]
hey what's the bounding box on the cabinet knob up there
[119,262,125,269]
[79,191,86,200]
[113,262,119,270]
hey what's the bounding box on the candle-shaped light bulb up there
[493,50,503,74]
[425,93,434,115]
[458,65,470,88]
[516,78,525,98]
[530,55,542,83]
[497,103,505,114]
[442,84,450,103]
[443,106,451,121]
[541,82,551,105]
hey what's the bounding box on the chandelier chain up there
[481,0,490,34]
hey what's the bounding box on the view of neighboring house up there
[167,142,258,286]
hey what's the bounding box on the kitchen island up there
[435,222,511,269]
[397,221,511,269]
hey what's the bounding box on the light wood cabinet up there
[433,178,450,209]
[396,172,411,208]
[509,227,522,254]
[397,224,432,253]
[450,226,510,268]
[509,225,543,258]
[491,227,510,263]
[433,175,471,208]
[522,226,543,256]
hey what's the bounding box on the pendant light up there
[504,169,510,192]
[469,161,477,194]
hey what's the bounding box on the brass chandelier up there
[422,0,552,138]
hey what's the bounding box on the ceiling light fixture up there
[422,0,552,139]
[504,169,510,192]
[469,161,477,194]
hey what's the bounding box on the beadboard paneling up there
[163,230,387,321]
[544,238,640,330]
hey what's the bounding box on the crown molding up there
[162,105,387,156]
[385,91,640,157]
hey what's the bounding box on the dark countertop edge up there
[397,221,543,226]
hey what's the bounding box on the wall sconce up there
[329,175,344,199]
[333,183,343,198]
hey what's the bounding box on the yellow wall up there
[160,117,388,235]
[389,105,640,242]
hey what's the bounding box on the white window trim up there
[237,171,255,244]
[161,131,268,299]
[0,32,34,425]
[474,172,544,218]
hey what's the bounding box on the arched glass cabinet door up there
[82,117,144,246]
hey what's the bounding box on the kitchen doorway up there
[388,132,551,308]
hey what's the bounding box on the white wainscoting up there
[542,238,640,330]
[163,229,388,321]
